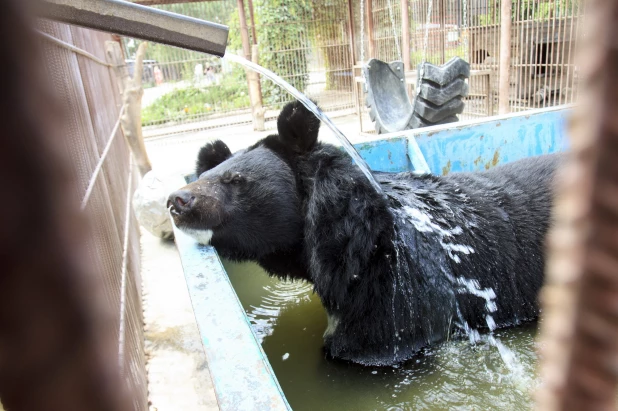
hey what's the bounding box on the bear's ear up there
[277,100,321,154]
[196,140,232,176]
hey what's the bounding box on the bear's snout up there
[168,190,195,215]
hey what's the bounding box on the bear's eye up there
[221,171,244,185]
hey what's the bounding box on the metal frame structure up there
[40,0,229,56]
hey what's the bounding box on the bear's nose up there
[168,190,195,214]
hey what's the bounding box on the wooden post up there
[401,0,410,70]
[106,41,152,176]
[237,0,264,131]
[439,0,446,64]
[366,0,375,60]
[249,44,265,131]
[246,0,264,122]
[535,0,618,408]
[347,0,357,64]
[237,0,251,60]
[247,0,257,45]
[498,0,512,114]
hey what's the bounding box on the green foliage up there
[476,0,579,25]
[141,73,250,126]
[227,0,312,107]
[310,1,351,91]
[227,7,244,52]
[257,0,312,106]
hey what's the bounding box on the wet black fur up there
[171,101,561,366]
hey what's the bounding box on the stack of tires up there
[364,57,470,134]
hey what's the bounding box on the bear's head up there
[168,101,320,271]
[170,101,406,365]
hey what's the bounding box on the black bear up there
[169,101,561,366]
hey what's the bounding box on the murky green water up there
[222,260,540,411]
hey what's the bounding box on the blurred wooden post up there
[535,0,618,408]
[498,0,512,114]
[401,0,410,70]
[0,1,133,409]
[106,41,152,176]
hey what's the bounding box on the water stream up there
[224,53,385,196]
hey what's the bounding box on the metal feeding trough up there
[172,106,570,410]
[363,57,470,134]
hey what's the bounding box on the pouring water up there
[224,52,526,375]
[224,53,385,197]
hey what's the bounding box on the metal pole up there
[39,0,228,57]
[401,0,410,70]
[498,0,512,114]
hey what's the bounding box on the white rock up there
[133,170,187,240]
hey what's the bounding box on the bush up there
[141,73,251,126]
[226,0,312,108]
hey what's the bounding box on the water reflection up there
[222,260,539,411]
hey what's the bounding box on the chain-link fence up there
[353,0,581,131]
[125,0,357,133]
[39,20,147,409]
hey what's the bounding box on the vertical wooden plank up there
[401,0,410,70]
[367,0,375,59]
[236,0,251,60]
[347,0,357,64]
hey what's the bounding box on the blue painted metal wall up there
[173,225,291,411]
[354,106,570,175]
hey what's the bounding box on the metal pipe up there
[39,0,228,57]
[498,0,512,114]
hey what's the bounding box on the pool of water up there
[222,260,540,411]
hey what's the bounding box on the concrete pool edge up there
[172,225,291,411]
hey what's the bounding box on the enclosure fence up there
[354,0,582,131]
[38,20,148,410]
[127,0,582,135]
